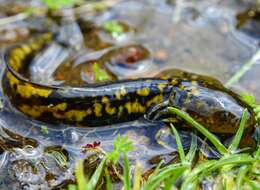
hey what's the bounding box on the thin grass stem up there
[123,153,131,190]
[228,109,248,153]
[226,49,260,87]
[170,124,186,163]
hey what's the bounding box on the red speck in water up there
[82,141,101,151]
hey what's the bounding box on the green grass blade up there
[185,133,197,163]
[236,165,251,190]
[93,62,110,82]
[255,145,260,158]
[123,153,131,190]
[68,184,77,190]
[148,160,164,179]
[75,160,88,190]
[204,154,256,176]
[86,158,106,190]
[225,49,260,87]
[105,167,113,190]
[141,164,188,190]
[181,160,217,190]
[244,177,260,189]
[167,107,228,155]
[163,177,174,190]
[170,124,186,163]
[228,109,248,153]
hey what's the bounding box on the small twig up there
[0,13,29,26]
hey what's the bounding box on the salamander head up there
[149,82,256,135]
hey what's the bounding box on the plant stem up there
[123,153,131,190]
[170,124,186,163]
[228,109,248,153]
[226,49,260,88]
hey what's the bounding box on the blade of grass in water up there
[148,160,164,179]
[123,153,131,190]
[170,124,186,163]
[86,158,106,190]
[105,168,113,190]
[75,160,88,190]
[167,107,228,155]
[185,133,197,163]
[228,109,248,153]
[226,49,260,87]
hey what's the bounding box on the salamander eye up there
[219,111,230,121]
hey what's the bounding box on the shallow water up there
[0,0,259,189]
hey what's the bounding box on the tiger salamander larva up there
[2,34,256,135]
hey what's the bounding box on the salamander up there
[2,34,256,135]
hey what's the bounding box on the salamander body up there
[2,34,256,135]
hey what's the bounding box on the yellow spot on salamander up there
[146,94,164,107]
[118,106,124,117]
[179,85,185,91]
[19,105,42,117]
[10,48,26,60]
[94,103,102,117]
[19,103,66,118]
[17,83,51,98]
[50,103,67,111]
[63,109,91,121]
[102,96,116,115]
[105,105,116,115]
[29,42,41,51]
[19,104,92,122]
[157,83,166,92]
[169,79,179,86]
[137,87,150,96]
[125,100,146,114]
[102,96,109,103]
[20,45,32,54]
[9,58,21,71]
[7,72,52,98]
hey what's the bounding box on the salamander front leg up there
[145,100,170,121]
